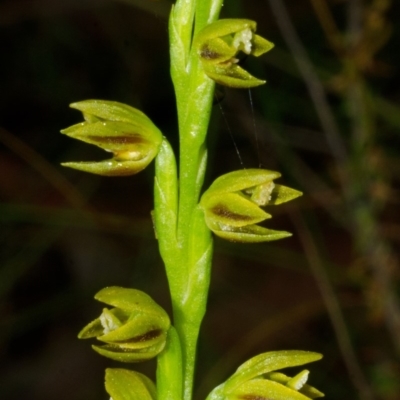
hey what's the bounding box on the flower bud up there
[199,169,302,243]
[78,286,170,363]
[194,19,274,88]
[207,351,324,400]
[105,368,156,400]
[61,100,163,176]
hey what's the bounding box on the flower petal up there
[105,368,156,400]
[203,192,271,228]
[225,351,323,391]
[211,223,291,243]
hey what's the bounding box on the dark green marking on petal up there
[200,45,221,60]
[211,204,254,222]
[86,134,148,145]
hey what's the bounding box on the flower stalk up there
[158,2,225,399]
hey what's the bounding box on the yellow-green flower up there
[200,169,302,243]
[194,19,274,88]
[78,287,170,363]
[105,368,156,400]
[207,351,324,400]
[61,100,163,176]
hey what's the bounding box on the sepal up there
[194,19,274,88]
[200,169,302,243]
[105,368,156,400]
[61,100,163,176]
[78,287,170,363]
[207,351,324,400]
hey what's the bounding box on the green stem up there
[157,327,183,400]
[155,1,224,400]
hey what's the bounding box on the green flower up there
[78,287,170,363]
[207,350,324,400]
[105,368,156,400]
[61,100,163,176]
[200,169,302,242]
[194,19,274,88]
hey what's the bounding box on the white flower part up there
[232,28,253,54]
[250,181,275,206]
[287,370,309,391]
[100,311,119,334]
[116,150,142,161]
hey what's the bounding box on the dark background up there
[1,0,400,399]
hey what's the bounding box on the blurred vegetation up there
[1,0,400,399]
